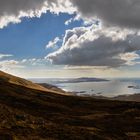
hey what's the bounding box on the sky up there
[1,0,140,78]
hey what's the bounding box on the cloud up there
[46,37,61,49]
[1,0,140,71]
[47,25,140,67]
[64,14,80,25]
[0,56,38,71]
[0,54,21,71]
[0,54,13,59]
[120,52,140,65]
[1,0,140,29]
[0,56,47,71]
[0,60,21,71]
[21,58,47,66]
[0,0,76,28]
[71,0,140,28]
[65,18,73,25]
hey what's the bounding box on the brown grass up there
[0,71,140,140]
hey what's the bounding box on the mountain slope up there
[0,71,68,95]
[112,94,140,102]
[0,71,140,140]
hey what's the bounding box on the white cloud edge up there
[46,25,140,67]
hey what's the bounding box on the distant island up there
[56,77,109,84]
[128,85,140,89]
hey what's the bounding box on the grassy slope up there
[0,71,69,95]
[0,72,140,139]
[112,94,140,102]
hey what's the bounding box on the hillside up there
[0,71,140,140]
[0,71,69,95]
[112,94,140,102]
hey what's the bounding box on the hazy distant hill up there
[57,77,109,84]
[0,71,140,140]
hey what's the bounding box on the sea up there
[29,78,140,97]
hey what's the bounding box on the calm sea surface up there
[30,78,140,97]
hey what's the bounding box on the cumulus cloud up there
[47,25,140,67]
[120,52,140,65]
[0,60,20,71]
[71,0,140,28]
[64,14,80,25]
[0,54,46,71]
[1,0,140,70]
[1,0,140,29]
[21,58,47,66]
[65,18,73,25]
[0,54,21,70]
[0,0,76,28]
[46,37,61,49]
